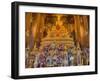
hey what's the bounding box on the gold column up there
[25,12,33,49]
[74,15,81,44]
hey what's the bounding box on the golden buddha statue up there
[41,15,75,48]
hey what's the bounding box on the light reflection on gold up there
[25,13,89,68]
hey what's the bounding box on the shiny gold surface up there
[25,13,89,68]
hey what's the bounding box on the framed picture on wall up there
[11,1,98,79]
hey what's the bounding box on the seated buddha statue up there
[47,23,69,38]
[41,18,74,48]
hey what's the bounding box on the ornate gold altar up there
[41,24,75,49]
[40,15,75,49]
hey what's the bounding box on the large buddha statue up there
[41,15,75,48]
[47,23,69,38]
